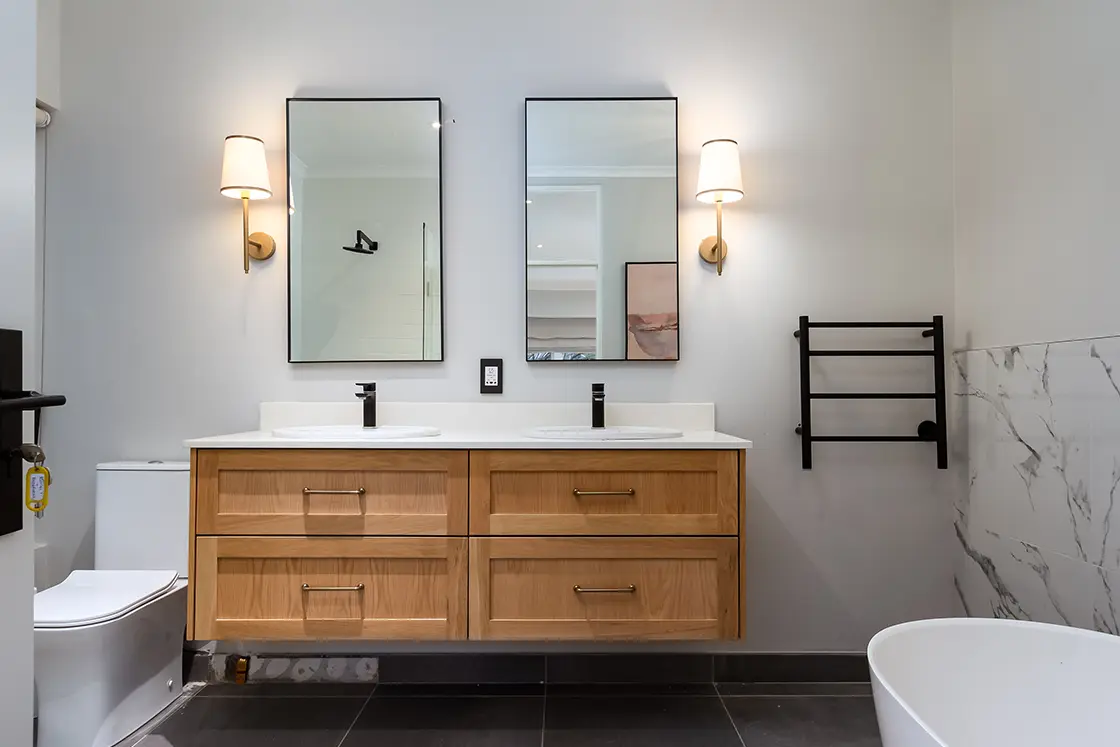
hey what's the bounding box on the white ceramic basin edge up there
[271,425,440,441]
[526,425,684,441]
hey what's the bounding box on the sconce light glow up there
[695,138,744,276]
[220,134,276,274]
[220,135,272,200]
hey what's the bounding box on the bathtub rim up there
[867,618,1117,747]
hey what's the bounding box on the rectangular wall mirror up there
[525,97,679,362]
[288,98,443,362]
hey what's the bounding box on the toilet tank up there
[94,461,190,576]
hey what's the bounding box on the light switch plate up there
[480,358,503,394]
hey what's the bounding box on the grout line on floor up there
[719,693,873,699]
[333,682,378,747]
[716,691,747,747]
[540,670,548,747]
[200,694,377,698]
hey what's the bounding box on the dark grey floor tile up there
[718,682,873,697]
[714,654,870,684]
[374,683,544,698]
[543,696,741,747]
[722,696,882,747]
[546,654,713,684]
[149,696,367,747]
[548,683,718,697]
[341,696,544,747]
[199,682,376,698]
[378,655,546,684]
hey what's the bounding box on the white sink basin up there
[271,425,441,440]
[526,425,683,441]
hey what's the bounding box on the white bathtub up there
[868,618,1120,746]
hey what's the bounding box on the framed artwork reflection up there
[625,261,679,361]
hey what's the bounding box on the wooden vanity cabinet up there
[187,448,746,642]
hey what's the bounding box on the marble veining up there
[955,337,1120,634]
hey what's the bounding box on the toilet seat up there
[35,570,179,629]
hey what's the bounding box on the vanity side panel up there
[192,535,219,640]
[739,448,746,639]
[186,448,198,639]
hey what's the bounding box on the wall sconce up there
[695,139,744,276]
[220,135,275,273]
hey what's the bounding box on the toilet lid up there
[35,570,179,628]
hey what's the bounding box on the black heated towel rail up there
[794,315,947,470]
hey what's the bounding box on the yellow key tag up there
[25,466,50,513]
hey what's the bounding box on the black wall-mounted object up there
[0,329,67,537]
[793,316,948,470]
[480,359,503,394]
[342,230,378,255]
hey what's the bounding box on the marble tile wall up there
[954,338,1120,633]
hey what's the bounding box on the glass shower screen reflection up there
[288,98,444,362]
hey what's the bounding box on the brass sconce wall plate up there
[247,232,276,261]
[698,236,728,265]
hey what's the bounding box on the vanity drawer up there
[468,537,739,640]
[194,450,468,536]
[469,450,739,535]
[191,536,467,640]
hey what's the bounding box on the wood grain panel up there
[469,537,738,640]
[187,449,198,640]
[739,448,746,639]
[470,450,738,535]
[195,450,468,535]
[191,536,467,640]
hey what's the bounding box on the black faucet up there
[592,383,605,428]
[356,383,377,428]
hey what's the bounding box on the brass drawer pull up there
[302,487,366,496]
[573,584,637,594]
[301,583,365,592]
[572,488,635,497]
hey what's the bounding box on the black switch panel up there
[480,358,503,394]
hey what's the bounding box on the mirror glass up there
[525,98,678,362]
[288,98,442,362]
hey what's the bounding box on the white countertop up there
[185,429,751,450]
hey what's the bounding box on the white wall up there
[36,0,60,108]
[43,0,956,651]
[953,0,1120,350]
[0,0,38,742]
[296,177,438,361]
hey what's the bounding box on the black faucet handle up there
[356,382,376,397]
[592,383,605,395]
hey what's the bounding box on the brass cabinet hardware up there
[572,488,635,497]
[301,583,365,592]
[302,487,366,496]
[573,584,637,594]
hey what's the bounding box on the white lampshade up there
[220,135,272,200]
[695,139,744,204]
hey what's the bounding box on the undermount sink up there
[526,425,683,441]
[271,425,441,440]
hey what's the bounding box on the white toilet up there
[34,461,190,747]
